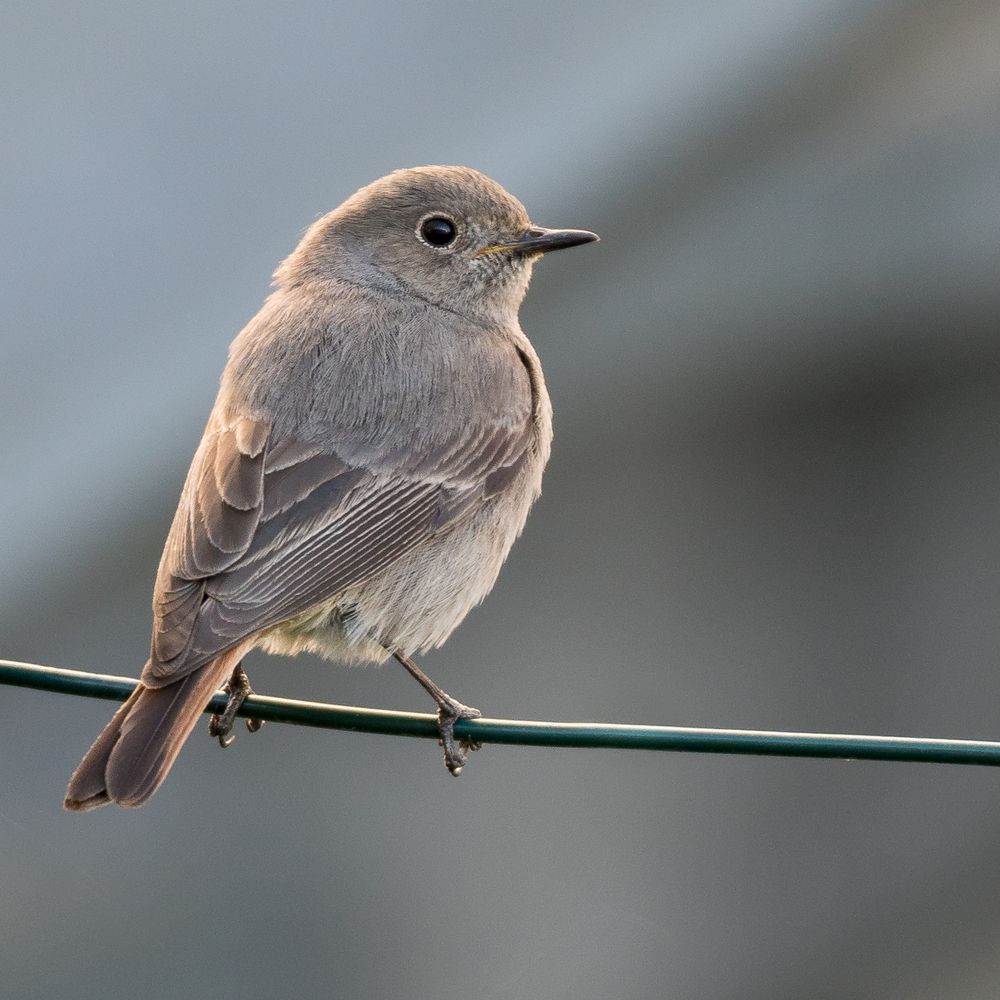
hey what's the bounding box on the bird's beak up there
[478,227,600,256]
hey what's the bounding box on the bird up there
[64,164,598,811]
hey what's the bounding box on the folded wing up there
[143,403,533,687]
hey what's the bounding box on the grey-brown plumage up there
[65,165,597,811]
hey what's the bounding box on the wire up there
[3,657,1000,766]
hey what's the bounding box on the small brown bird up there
[65,165,597,810]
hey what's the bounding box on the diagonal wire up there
[4,657,1000,766]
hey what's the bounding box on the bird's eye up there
[418,215,458,248]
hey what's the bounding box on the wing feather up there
[260,452,352,521]
[143,364,534,686]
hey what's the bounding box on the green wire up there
[3,657,1000,766]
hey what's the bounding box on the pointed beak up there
[478,226,600,256]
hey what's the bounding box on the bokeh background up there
[3,2,1000,997]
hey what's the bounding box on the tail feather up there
[62,686,144,811]
[64,647,247,811]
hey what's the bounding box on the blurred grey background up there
[3,1,1000,997]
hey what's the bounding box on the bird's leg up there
[391,651,482,776]
[208,661,265,748]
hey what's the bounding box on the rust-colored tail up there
[64,648,246,811]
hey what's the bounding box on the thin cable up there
[4,658,1000,766]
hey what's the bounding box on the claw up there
[390,649,484,776]
[437,702,482,776]
[208,662,263,748]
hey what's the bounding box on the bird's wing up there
[142,403,534,687]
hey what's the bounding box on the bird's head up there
[276,165,598,322]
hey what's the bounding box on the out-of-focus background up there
[3,2,1000,997]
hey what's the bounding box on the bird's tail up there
[64,646,246,811]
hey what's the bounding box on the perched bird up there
[65,165,598,811]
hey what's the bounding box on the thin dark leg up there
[208,661,264,748]
[392,650,482,776]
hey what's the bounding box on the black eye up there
[419,215,457,248]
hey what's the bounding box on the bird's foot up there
[437,698,483,777]
[208,662,265,748]
[390,650,483,776]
